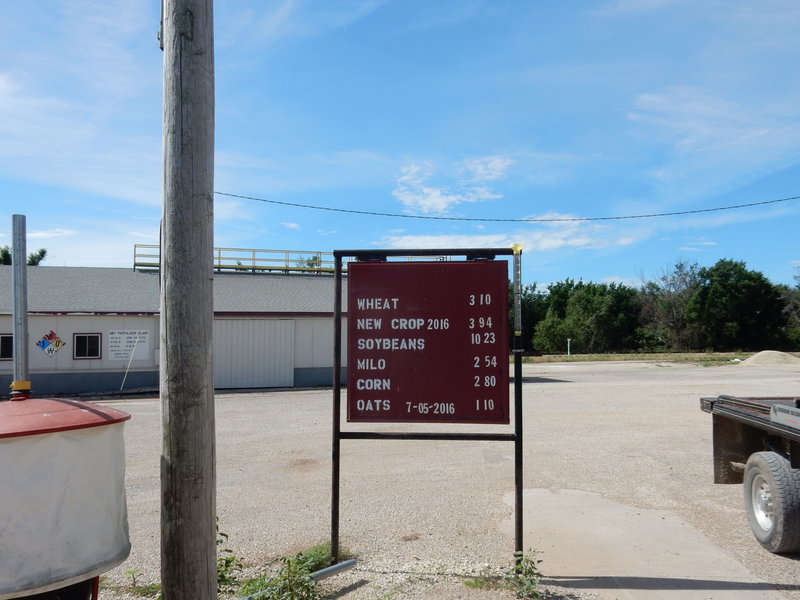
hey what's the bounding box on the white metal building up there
[0,266,345,396]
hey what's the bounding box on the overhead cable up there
[214,192,799,223]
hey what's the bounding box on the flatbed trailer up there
[701,395,800,553]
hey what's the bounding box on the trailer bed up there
[700,395,800,445]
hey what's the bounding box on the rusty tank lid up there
[0,397,130,439]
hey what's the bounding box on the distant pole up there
[10,215,30,400]
[160,0,216,599]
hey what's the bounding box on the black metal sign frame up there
[331,247,524,563]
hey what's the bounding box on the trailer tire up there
[743,451,800,553]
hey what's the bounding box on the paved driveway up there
[101,360,800,599]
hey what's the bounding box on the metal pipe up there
[512,243,522,338]
[312,559,356,581]
[11,214,30,400]
[339,431,516,442]
[512,243,524,556]
[331,254,343,563]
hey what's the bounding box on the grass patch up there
[525,351,753,365]
[463,572,505,590]
[298,541,337,572]
[238,553,320,600]
[238,541,351,600]
[101,570,161,598]
[463,550,544,599]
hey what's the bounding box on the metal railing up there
[134,244,453,274]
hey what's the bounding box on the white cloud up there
[0,3,162,209]
[130,230,158,241]
[595,0,685,16]
[392,156,513,214]
[601,275,642,288]
[214,196,247,222]
[375,214,636,255]
[678,239,717,252]
[282,222,301,230]
[226,0,389,46]
[28,228,77,240]
[629,85,800,199]
[461,155,515,182]
[216,149,395,195]
[252,0,299,42]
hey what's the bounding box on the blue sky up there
[1,0,799,287]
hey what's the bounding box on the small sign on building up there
[108,330,150,361]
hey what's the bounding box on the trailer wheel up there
[743,451,800,553]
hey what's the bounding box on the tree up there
[598,282,641,351]
[533,309,574,354]
[532,279,584,353]
[777,283,800,349]
[532,279,640,353]
[776,265,800,349]
[0,246,47,265]
[687,259,786,351]
[515,283,549,352]
[560,282,640,353]
[297,253,322,271]
[638,261,701,351]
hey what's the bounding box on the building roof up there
[0,266,342,315]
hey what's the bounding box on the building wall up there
[0,314,346,396]
[293,317,348,387]
[213,318,295,389]
[0,314,159,396]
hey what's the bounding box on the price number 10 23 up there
[471,331,496,344]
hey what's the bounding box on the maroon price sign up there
[347,260,509,424]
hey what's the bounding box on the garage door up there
[213,319,294,389]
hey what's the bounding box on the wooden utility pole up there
[160,1,216,599]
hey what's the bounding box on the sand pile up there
[740,350,800,366]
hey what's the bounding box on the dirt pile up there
[740,350,800,366]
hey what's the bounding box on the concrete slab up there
[516,488,788,600]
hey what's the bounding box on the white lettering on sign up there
[355,399,391,411]
[355,378,391,391]
[108,330,150,361]
[356,358,386,370]
[390,318,425,330]
[356,297,399,310]
[356,318,383,329]
[356,338,426,351]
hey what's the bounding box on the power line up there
[214,192,800,223]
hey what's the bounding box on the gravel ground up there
[97,360,800,599]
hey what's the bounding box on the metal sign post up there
[11,214,31,400]
[331,247,524,562]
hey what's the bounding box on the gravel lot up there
[98,360,800,599]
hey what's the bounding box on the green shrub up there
[239,553,320,600]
